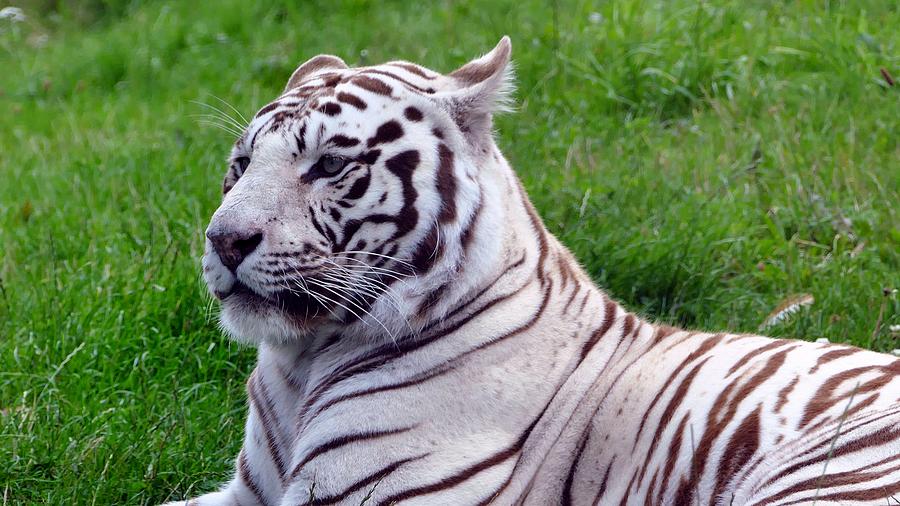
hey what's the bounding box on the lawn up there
[1,0,897,503]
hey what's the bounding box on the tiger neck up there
[404,148,665,374]
[271,146,659,401]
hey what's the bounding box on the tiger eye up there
[320,154,349,174]
[235,156,250,174]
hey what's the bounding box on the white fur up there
[165,39,900,506]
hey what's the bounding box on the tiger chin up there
[166,38,900,506]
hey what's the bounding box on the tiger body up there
[171,38,900,506]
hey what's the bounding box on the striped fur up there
[167,38,900,505]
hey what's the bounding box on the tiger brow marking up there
[403,106,423,121]
[385,61,437,80]
[319,102,342,116]
[254,101,280,118]
[327,134,360,148]
[350,75,394,96]
[336,91,367,110]
[366,120,404,148]
[360,68,436,94]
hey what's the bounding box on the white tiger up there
[165,37,900,505]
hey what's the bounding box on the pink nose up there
[206,227,263,272]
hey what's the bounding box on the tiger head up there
[202,37,515,344]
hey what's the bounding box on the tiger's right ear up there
[284,55,349,92]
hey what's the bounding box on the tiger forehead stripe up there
[360,68,437,94]
[327,134,360,148]
[336,91,367,110]
[191,38,900,506]
[403,107,423,122]
[318,102,341,116]
[386,61,438,80]
[350,75,393,96]
[366,120,403,148]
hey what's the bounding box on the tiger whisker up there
[197,120,245,139]
[285,278,340,321]
[303,278,390,335]
[320,257,404,293]
[196,120,244,138]
[329,255,415,282]
[191,99,249,130]
[190,113,248,134]
[326,261,410,285]
[318,271,379,304]
[304,274,400,341]
[268,264,331,323]
[319,270,407,320]
[207,94,250,128]
[191,106,247,134]
[319,259,409,313]
[338,250,417,271]
[316,273,377,311]
[318,266,414,337]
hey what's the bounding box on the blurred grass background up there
[0,0,898,503]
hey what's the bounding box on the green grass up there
[1,0,898,503]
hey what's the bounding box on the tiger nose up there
[206,226,264,273]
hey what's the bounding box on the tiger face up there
[202,38,513,344]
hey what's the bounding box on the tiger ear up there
[285,55,348,92]
[440,36,514,144]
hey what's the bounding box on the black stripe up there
[306,454,429,505]
[291,426,415,478]
[562,431,590,506]
[374,418,542,505]
[238,450,270,506]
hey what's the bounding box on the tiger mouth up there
[222,280,329,318]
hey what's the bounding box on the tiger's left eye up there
[234,156,251,175]
[320,154,350,175]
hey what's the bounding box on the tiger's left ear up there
[439,36,514,145]
[285,54,348,92]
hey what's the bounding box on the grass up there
[0,0,897,503]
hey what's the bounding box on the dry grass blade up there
[811,381,860,505]
[759,293,814,331]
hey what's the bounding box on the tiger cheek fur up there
[173,37,900,506]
